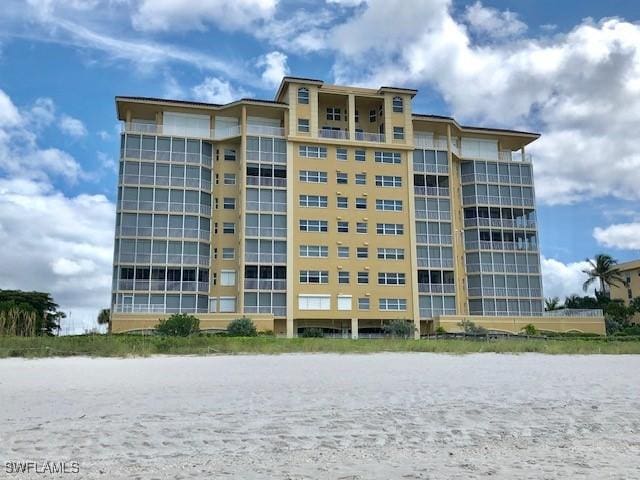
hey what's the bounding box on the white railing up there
[414,186,450,197]
[245,252,287,263]
[122,121,242,141]
[466,263,539,274]
[464,241,538,252]
[246,177,287,187]
[318,128,349,140]
[243,306,286,316]
[498,150,533,163]
[244,227,287,238]
[414,134,448,150]
[247,124,285,137]
[244,279,287,290]
[463,218,537,229]
[413,163,449,174]
[212,125,241,140]
[417,258,454,268]
[419,308,457,318]
[355,131,385,143]
[463,195,535,207]
[418,283,456,294]
[114,304,208,314]
[416,234,453,245]
[245,201,287,213]
[461,173,533,186]
[468,287,542,298]
[415,210,451,221]
[543,309,604,317]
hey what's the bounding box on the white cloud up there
[0,177,114,334]
[318,0,640,205]
[97,130,111,140]
[131,0,278,33]
[464,1,527,39]
[59,114,87,137]
[0,89,22,127]
[541,256,594,300]
[191,77,250,104]
[257,51,289,87]
[593,222,640,250]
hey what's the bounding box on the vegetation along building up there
[111,76,605,336]
[610,259,640,323]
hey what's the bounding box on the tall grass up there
[1,335,640,358]
[0,309,37,336]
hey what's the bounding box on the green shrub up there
[383,319,414,338]
[227,317,257,337]
[522,324,538,336]
[156,313,200,336]
[458,319,487,335]
[300,328,325,338]
[435,326,447,335]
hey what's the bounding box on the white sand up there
[1,353,639,479]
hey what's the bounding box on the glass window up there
[326,107,341,121]
[223,173,236,185]
[358,297,370,310]
[223,222,235,234]
[223,197,236,209]
[222,248,235,259]
[356,247,368,259]
[224,149,236,161]
[298,87,309,104]
[220,270,236,286]
[337,295,352,311]
[357,271,369,284]
[337,196,348,209]
[355,173,366,185]
[356,222,367,234]
[338,271,350,284]
[298,118,310,133]
[392,96,403,113]
[355,198,367,209]
[393,127,404,140]
[336,148,347,161]
[337,221,349,233]
[355,150,366,162]
[338,246,349,258]
[337,172,348,184]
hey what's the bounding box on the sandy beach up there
[1,353,639,479]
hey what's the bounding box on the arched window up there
[392,96,403,113]
[298,87,309,104]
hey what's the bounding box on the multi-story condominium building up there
[610,259,640,323]
[111,76,605,336]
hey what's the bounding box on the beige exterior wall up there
[610,260,640,323]
[111,313,274,334]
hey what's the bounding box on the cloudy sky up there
[1,0,639,332]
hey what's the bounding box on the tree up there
[97,309,110,325]
[544,297,562,311]
[522,324,538,336]
[227,317,257,337]
[383,319,414,338]
[156,313,200,336]
[0,290,65,335]
[582,254,625,296]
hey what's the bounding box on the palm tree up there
[544,297,562,311]
[582,254,625,296]
[97,309,110,326]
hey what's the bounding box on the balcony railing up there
[246,177,287,188]
[355,131,385,143]
[460,173,533,186]
[418,283,456,294]
[244,305,286,317]
[468,287,542,298]
[245,252,287,263]
[466,263,540,274]
[415,210,451,221]
[464,240,538,252]
[246,124,285,137]
[463,218,537,229]
[414,134,448,151]
[118,227,210,241]
[413,163,449,174]
[417,258,454,268]
[122,122,241,141]
[416,234,453,245]
[120,200,211,217]
[463,195,535,207]
[245,201,287,213]
[244,227,287,238]
[419,308,457,318]
[318,129,349,140]
[116,253,210,266]
[114,304,209,314]
[413,186,450,197]
[499,150,533,163]
[244,279,287,290]
[543,309,604,317]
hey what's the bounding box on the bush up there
[227,317,257,337]
[458,319,487,336]
[300,328,325,338]
[156,313,200,336]
[383,319,414,338]
[522,324,538,336]
[435,326,447,335]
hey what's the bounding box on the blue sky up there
[0,0,639,331]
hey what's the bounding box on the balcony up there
[318,128,349,140]
[419,307,457,319]
[417,258,454,268]
[464,240,538,252]
[543,309,604,317]
[122,121,241,141]
[114,304,208,314]
[466,263,540,274]
[462,195,535,208]
[244,305,286,317]
[499,150,533,163]
[244,279,287,290]
[246,124,285,137]
[467,287,542,298]
[414,134,448,151]
[115,253,210,266]
[244,226,287,238]
[246,176,287,188]
[414,186,450,197]
[416,234,453,245]
[415,210,451,221]
[463,218,537,229]
[418,283,456,294]
[461,173,533,186]
[120,200,212,217]
[245,201,287,213]
[355,131,385,143]
[245,252,287,263]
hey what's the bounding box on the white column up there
[351,317,358,339]
[348,94,356,141]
